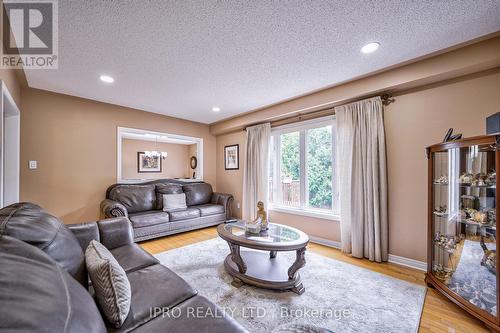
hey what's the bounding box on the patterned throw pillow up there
[85,240,131,327]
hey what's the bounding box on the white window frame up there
[269,116,339,221]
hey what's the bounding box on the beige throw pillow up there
[163,193,187,212]
[85,240,131,327]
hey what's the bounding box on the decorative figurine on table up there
[245,217,261,234]
[245,201,269,234]
[255,201,269,231]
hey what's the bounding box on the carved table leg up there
[228,242,247,274]
[291,282,305,295]
[288,247,306,279]
[231,277,244,288]
[270,250,277,259]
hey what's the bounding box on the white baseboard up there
[309,235,341,249]
[387,254,427,271]
[309,236,427,271]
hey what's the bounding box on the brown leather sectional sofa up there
[101,180,233,242]
[0,202,247,333]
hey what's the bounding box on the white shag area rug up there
[154,238,426,333]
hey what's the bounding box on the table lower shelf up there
[224,249,305,294]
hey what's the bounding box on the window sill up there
[269,206,340,222]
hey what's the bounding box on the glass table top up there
[222,221,302,244]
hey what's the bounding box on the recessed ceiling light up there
[212,106,221,112]
[361,42,380,54]
[99,75,114,83]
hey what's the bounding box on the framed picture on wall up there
[137,152,162,173]
[224,144,239,170]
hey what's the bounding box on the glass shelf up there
[433,183,496,189]
[433,213,493,223]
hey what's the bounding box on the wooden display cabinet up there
[426,135,500,332]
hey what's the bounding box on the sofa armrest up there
[97,217,134,250]
[211,192,234,219]
[68,222,100,252]
[100,199,128,218]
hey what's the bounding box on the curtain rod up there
[244,93,395,130]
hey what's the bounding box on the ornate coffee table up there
[217,221,309,294]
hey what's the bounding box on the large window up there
[268,117,338,218]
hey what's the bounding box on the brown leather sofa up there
[101,180,233,242]
[0,202,247,333]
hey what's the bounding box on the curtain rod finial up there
[381,93,395,106]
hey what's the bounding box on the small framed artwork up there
[224,144,239,170]
[137,152,162,173]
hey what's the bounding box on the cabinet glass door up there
[432,143,497,317]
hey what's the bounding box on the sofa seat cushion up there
[109,185,156,213]
[110,264,197,332]
[193,204,225,217]
[129,211,169,228]
[130,295,247,333]
[110,244,159,274]
[168,207,201,221]
[183,183,213,206]
[0,235,106,333]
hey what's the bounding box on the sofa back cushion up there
[0,235,106,333]
[155,183,183,210]
[0,202,87,287]
[109,185,155,213]
[183,183,213,206]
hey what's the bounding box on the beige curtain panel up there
[335,96,388,262]
[243,123,271,221]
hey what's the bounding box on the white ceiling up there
[25,1,500,124]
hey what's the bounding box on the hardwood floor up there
[139,226,489,333]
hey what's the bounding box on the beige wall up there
[384,70,500,261]
[122,139,190,180]
[216,131,246,218]
[20,88,216,223]
[216,69,500,263]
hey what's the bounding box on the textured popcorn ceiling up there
[24,1,500,124]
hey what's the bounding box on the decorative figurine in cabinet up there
[426,135,500,332]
